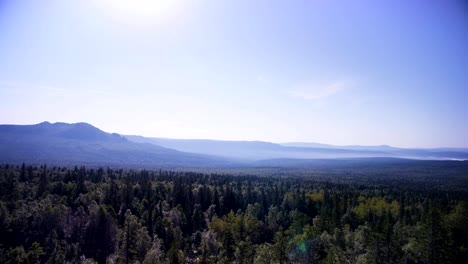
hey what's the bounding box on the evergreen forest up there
[0,163,467,263]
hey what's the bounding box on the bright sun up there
[94,0,183,25]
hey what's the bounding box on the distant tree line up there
[0,163,467,263]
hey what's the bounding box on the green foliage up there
[0,242,44,264]
[307,191,324,202]
[354,197,400,220]
[253,243,274,264]
[0,163,467,263]
[117,210,151,263]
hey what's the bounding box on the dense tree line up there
[0,163,467,263]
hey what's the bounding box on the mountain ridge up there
[1,122,467,168]
[0,122,231,167]
[125,135,468,161]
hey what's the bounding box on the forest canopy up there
[0,163,467,263]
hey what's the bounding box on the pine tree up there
[37,165,49,197]
[118,210,151,264]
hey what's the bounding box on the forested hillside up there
[0,122,228,167]
[2,122,468,167]
[0,164,467,263]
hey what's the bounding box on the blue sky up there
[0,0,467,147]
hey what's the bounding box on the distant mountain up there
[252,157,417,168]
[281,142,468,160]
[281,142,398,151]
[126,136,468,161]
[1,122,467,168]
[126,136,296,160]
[0,122,229,167]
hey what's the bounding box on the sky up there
[0,0,467,148]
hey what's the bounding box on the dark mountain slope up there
[0,122,229,167]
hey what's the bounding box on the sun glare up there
[94,0,183,25]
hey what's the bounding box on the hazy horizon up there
[1,0,467,148]
[3,120,468,150]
